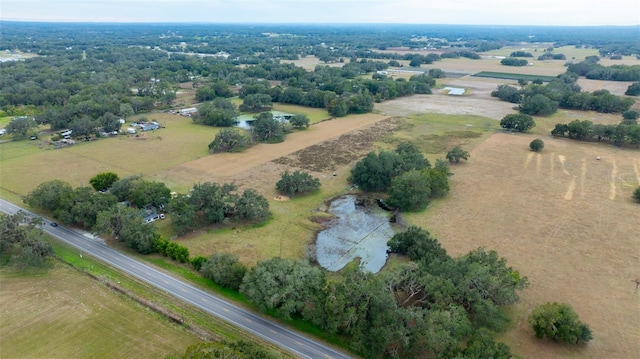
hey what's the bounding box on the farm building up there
[179,107,197,116]
[140,123,159,131]
[443,87,466,96]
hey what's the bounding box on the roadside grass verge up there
[0,260,199,359]
[50,240,298,358]
[473,71,557,82]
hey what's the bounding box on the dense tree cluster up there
[208,128,250,153]
[23,175,266,262]
[177,340,277,359]
[0,211,53,267]
[251,112,286,142]
[500,57,529,66]
[5,116,38,138]
[625,82,640,96]
[201,253,248,290]
[237,226,527,357]
[350,142,431,192]
[275,170,321,197]
[509,51,533,58]
[492,74,634,115]
[193,98,238,127]
[529,302,592,345]
[89,172,119,192]
[349,142,450,211]
[551,119,640,146]
[167,182,270,235]
[567,61,640,81]
[500,113,536,132]
[25,180,119,228]
[537,52,566,60]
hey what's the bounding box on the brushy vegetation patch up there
[473,71,557,82]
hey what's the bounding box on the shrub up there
[446,146,470,163]
[633,186,640,203]
[528,302,593,345]
[500,113,536,132]
[276,170,321,197]
[201,253,247,290]
[529,139,545,152]
[625,82,640,96]
[208,128,249,153]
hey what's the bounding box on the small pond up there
[315,195,395,273]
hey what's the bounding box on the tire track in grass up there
[558,154,571,175]
[609,158,618,200]
[564,176,577,200]
[524,152,534,170]
[581,157,587,199]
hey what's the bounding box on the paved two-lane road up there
[0,199,352,359]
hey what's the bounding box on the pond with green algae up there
[315,195,396,273]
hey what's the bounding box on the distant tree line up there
[537,52,566,60]
[551,119,640,147]
[491,73,634,116]
[501,57,529,66]
[566,57,640,81]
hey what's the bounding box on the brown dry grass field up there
[409,133,640,359]
[0,265,199,358]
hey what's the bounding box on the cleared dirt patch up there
[407,132,640,359]
[375,78,517,120]
[273,117,401,172]
[154,113,389,190]
[577,78,638,97]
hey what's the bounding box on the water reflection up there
[315,195,394,273]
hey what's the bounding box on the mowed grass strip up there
[0,264,200,359]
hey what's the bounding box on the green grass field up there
[0,257,295,358]
[0,113,219,196]
[0,264,200,359]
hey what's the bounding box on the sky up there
[2,0,639,26]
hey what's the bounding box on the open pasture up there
[0,265,198,359]
[406,132,639,359]
[0,113,219,196]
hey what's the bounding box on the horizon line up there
[1,20,639,27]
